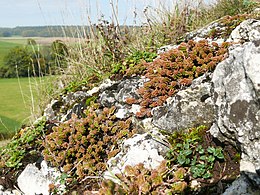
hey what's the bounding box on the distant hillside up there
[0,26,90,38]
[0,25,137,38]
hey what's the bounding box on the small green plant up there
[111,50,157,75]
[63,74,101,93]
[0,119,46,168]
[166,126,225,179]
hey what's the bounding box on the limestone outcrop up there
[2,16,260,194]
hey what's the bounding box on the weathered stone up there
[185,19,226,44]
[152,73,215,132]
[17,160,63,195]
[223,174,260,195]
[104,129,169,183]
[227,19,260,43]
[100,77,148,119]
[210,40,260,186]
[43,79,116,122]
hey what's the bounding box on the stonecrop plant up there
[125,40,230,117]
[42,102,137,181]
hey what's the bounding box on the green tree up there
[2,46,31,77]
[0,46,46,78]
[2,31,12,37]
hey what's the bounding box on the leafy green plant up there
[63,74,101,93]
[0,119,46,168]
[166,126,225,179]
[111,50,157,75]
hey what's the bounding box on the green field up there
[0,77,39,139]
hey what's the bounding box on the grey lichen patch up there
[230,100,258,126]
[230,100,250,124]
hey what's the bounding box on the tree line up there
[0,26,89,38]
[0,39,68,78]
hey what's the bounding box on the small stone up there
[190,180,200,189]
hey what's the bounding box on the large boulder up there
[210,40,260,186]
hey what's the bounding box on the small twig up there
[13,185,24,194]
[81,175,102,182]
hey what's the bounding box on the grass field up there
[0,77,41,139]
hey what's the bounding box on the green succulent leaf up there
[207,147,215,154]
[203,172,212,179]
[214,148,224,159]
[208,155,215,163]
[199,155,207,161]
[183,149,192,157]
[177,154,186,165]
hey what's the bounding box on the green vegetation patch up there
[0,119,46,168]
[0,115,21,139]
[0,78,34,137]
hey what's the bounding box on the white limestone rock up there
[104,130,168,183]
[17,160,62,195]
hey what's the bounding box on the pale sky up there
[0,0,214,27]
[0,0,172,27]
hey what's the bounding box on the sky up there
[0,0,179,27]
[0,0,214,28]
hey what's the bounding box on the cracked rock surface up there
[152,73,215,132]
[210,39,260,186]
